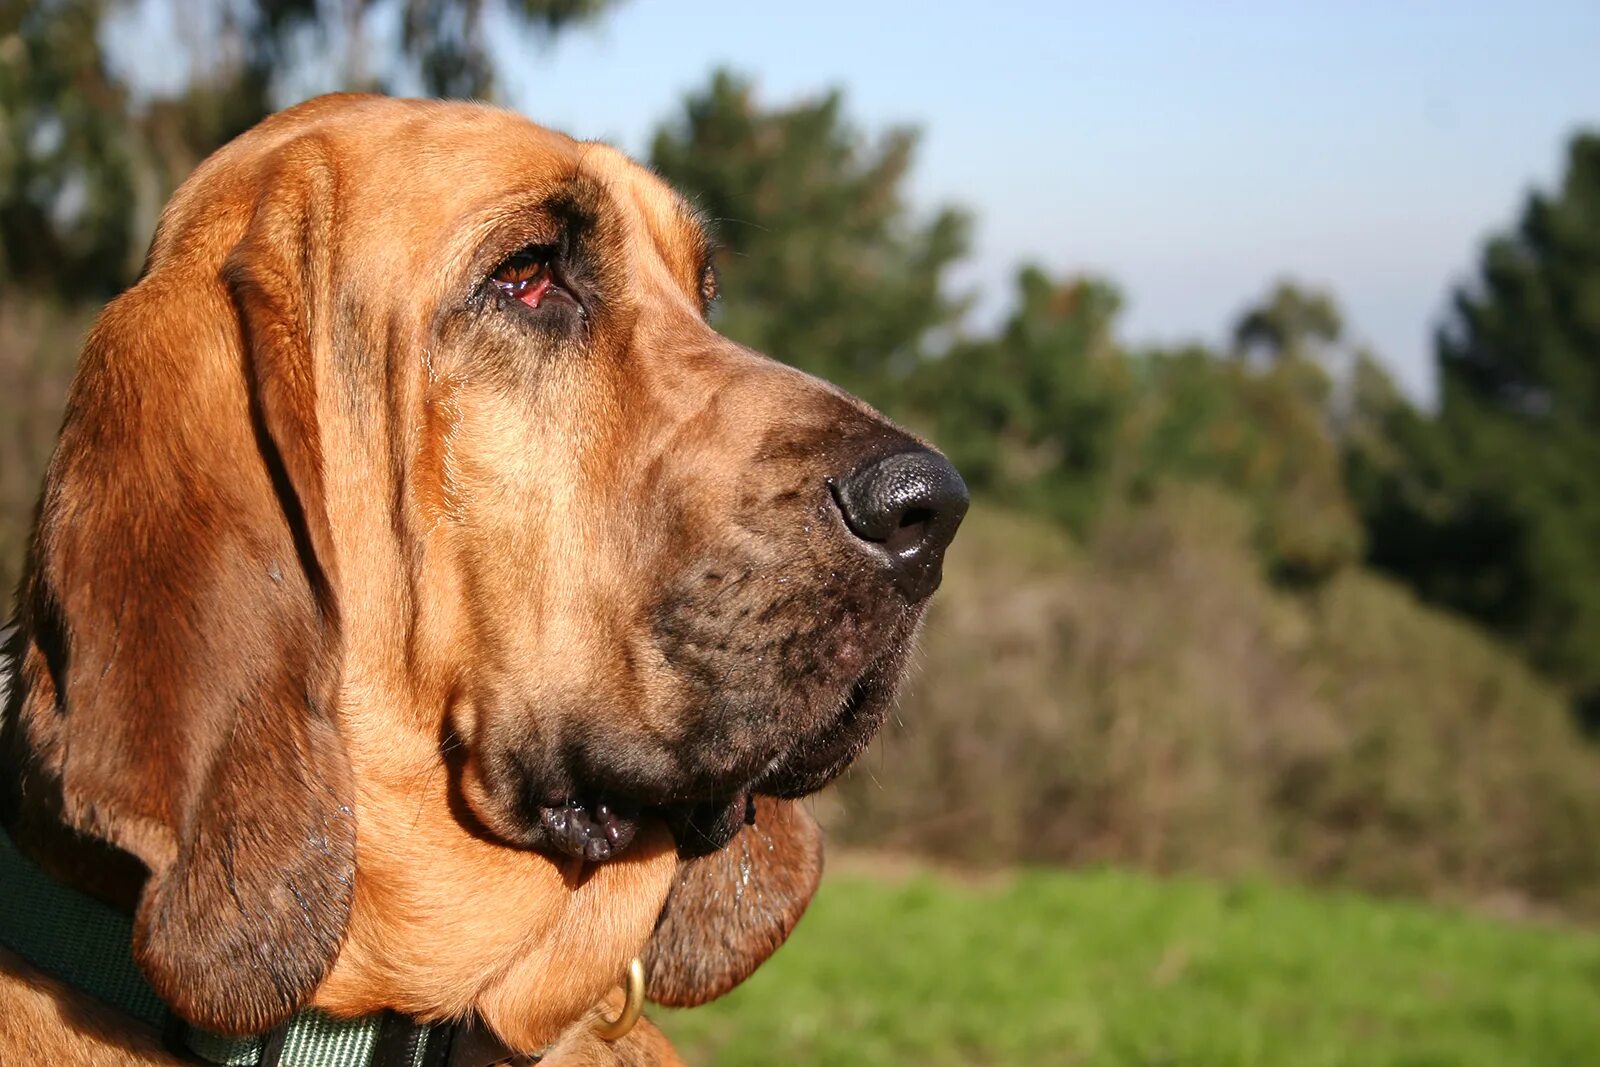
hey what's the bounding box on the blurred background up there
[4,2,1600,1064]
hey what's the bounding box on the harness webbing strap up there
[0,830,523,1066]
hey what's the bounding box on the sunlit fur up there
[0,95,941,1063]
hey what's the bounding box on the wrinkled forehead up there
[337,103,711,291]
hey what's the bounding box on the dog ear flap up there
[643,797,823,1006]
[1,145,354,1036]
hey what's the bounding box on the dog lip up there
[754,658,887,798]
[530,609,912,864]
[532,790,752,862]
[661,791,752,858]
[536,797,640,862]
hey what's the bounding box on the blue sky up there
[115,2,1600,402]
[487,1,1600,401]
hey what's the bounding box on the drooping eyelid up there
[466,219,563,293]
[462,183,608,293]
[450,178,619,331]
[493,244,556,282]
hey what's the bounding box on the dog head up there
[1,95,965,1052]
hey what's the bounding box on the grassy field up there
[658,860,1600,1066]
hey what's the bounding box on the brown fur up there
[1,94,947,1064]
[645,797,823,1007]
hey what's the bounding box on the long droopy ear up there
[644,797,823,1006]
[0,141,355,1036]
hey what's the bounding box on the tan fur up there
[0,950,183,1067]
[2,94,946,1064]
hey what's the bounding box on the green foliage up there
[907,267,1128,531]
[1348,132,1600,713]
[911,268,1360,576]
[1232,278,1344,364]
[401,0,616,98]
[662,866,1600,1066]
[0,0,138,295]
[826,501,1600,916]
[650,70,971,397]
[1442,134,1600,420]
[1122,349,1361,580]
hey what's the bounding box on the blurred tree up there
[1233,279,1344,365]
[650,69,971,398]
[1347,131,1600,723]
[1441,134,1600,421]
[402,0,613,98]
[1123,343,1361,581]
[908,266,1128,532]
[0,0,139,295]
[915,265,1361,577]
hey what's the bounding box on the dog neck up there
[0,829,527,1066]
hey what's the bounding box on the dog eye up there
[491,246,557,305]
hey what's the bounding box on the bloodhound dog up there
[0,94,966,1065]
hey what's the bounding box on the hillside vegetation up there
[661,864,1600,1067]
[825,498,1600,917]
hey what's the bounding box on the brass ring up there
[592,957,645,1042]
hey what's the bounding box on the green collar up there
[0,830,525,1066]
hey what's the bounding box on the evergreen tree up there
[1349,131,1600,721]
[908,266,1128,532]
[650,70,970,400]
[1128,344,1361,582]
[0,0,138,294]
[1233,279,1344,366]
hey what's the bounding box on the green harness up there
[0,830,527,1066]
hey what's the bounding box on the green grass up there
[658,862,1600,1066]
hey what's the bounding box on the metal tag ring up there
[592,958,645,1042]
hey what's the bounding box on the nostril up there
[884,507,934,555]
[830,447,970,600]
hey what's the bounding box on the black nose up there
[831,447,969,601]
